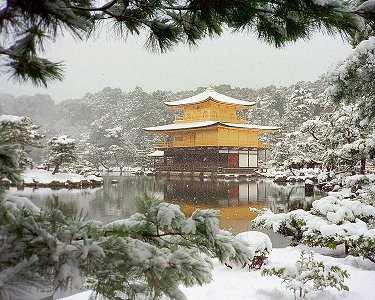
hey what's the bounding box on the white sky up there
[0,31,353,103]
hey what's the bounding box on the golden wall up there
[170,126,266,148]
[173,100,246,124]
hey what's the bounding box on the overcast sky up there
[0,31,353,103]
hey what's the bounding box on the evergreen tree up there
[0,0,366,86]
[0,194,252,299]
[0,115,44,168]
[272,102,374,174]
[282,83,316,131]
[47,135,77,174]
[326,36,375,121]
[0,145,21,183]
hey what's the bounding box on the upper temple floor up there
[165,87,255,124]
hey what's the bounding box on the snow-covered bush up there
[0,195,252,299]
[235,231,272,269]
[261,250,349,299]
[345,174,375,188]
[253,194,375,262]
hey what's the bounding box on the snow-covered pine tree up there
[248,87,284,127]
[326,21,375,122]
[271,96,374,175]
[78,142,108,171]
[0,115,44,168]
[0,194,253,300]
[47,135,77,174]
[0,145,21,184]
[282,83,316,132]
[271,131,314,173]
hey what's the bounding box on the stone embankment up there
[2,169,103,189]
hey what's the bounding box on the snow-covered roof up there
[144,121,279,132]
[221,123,280,131]
[165,87,255,108]
[148,150,164,157]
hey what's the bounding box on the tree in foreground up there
[0,195,252,300]
[0,0,368,86]
[326,35,375,122]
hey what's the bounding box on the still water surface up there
[8,173,325,236]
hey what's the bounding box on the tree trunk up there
[100,162,110,171]
[360,158,366,175]
[52,164,59,175]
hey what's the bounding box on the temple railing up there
[154,141,269,149]
[155,142,173,148]
[173,114,247,124]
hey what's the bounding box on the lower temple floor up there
[153,147,268,173]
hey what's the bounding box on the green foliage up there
[261,250,349,299]
[303,232,375,263]
[273,101,374,174]
[0,115,45,169]
[0,145,22,184]
[47,136,77,174]
[327,36,375,121]
[277,215,307,245]
[347,235,375,263]
[0,196,251,299]
[0,0,364,85]
[253,194,375,262]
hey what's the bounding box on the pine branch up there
[68,0,120,11]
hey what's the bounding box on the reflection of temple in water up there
[163,178,268,207]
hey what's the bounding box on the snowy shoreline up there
[3,169,104,189]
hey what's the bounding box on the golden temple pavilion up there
[144,86,279,174]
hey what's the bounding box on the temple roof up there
[144,121,280,132]
[165,87,256,108]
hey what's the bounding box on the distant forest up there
[0,80,327,164]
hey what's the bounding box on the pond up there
[8,173,325,240]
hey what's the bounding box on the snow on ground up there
[59,246,375,300]
[20,169,103,186]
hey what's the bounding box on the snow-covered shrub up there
[261,250,349,299]
[253,194,375,262]
[235,231,272,269]
[252,207,307,245]
[0,195,252,299]
[345,174,375,188]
